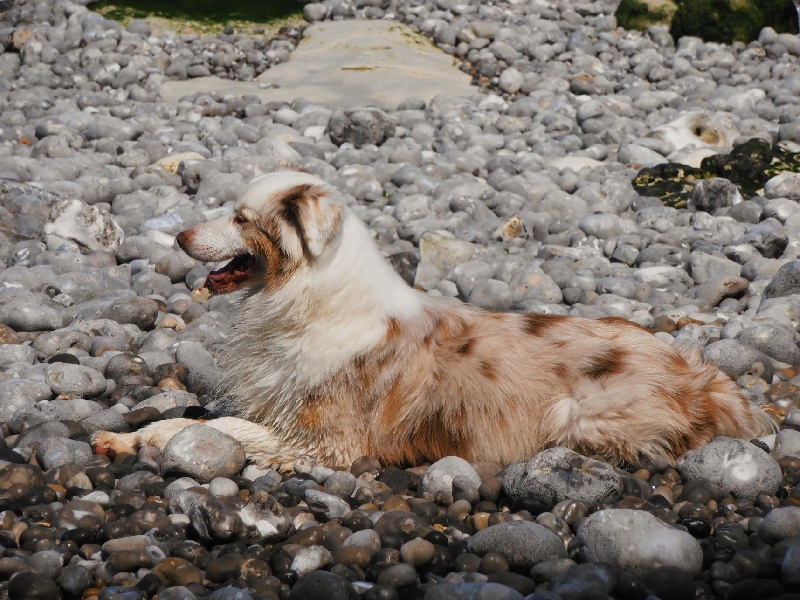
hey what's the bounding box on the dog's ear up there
[278,184,343,259]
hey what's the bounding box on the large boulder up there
[670,0,799,43]
[617,0,799,43]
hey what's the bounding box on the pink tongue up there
[204,255,256,293]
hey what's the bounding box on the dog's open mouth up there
[204,254,259,294]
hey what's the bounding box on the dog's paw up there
[91,431,137,457]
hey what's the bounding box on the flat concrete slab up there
[159,20,477,109]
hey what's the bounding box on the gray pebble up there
[290,545,333,576]
[208,477,240,498]
[688,178,740,212]
[0,378,52,421]
[343,529,382,554]
[323,470,357,498]
[503,448,623,512]
[702,339,774,381]
[420,456,481,500]
[677,437,782,500]
[423,583,524,600]
[79,408,128,435]
[37,437,93,469]
[101,296,159,329]
[304,489,351,521]
[45,363,107,397]
[764,172,800,201]
[303,3,328,22]
[0,343,35,367]
[160,423,246,483]
[774,429,800,459]
[136,390,199,412]
[577,508,703,577]
[736,324,800,365]
[0,300,67,331]
[468,521,567,569]
[28,550,63,579]
[759,507,800,543]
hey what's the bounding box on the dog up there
[92,170,775,470]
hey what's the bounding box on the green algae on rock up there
[669,0,799,44]
[632,139,800,209]
[616,0,799,43]
[614,0,678,31]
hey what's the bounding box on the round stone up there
[758,507,800,543]
[677,437,782,500]
[502,448,623,512]
[160,424,246,483]
[290,570,352,600]
[577,509,703,578]
[468,521,567,570]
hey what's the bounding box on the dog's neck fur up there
[221,207,424,427]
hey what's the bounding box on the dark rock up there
[374,510,432,549]
[290,570,352,600]
[688,178,740,212]
[8,571,63,600]
[764,260,800,300]
[550,563,617,597]
[502,448,622,512]
[640,566,696,600]
[329,108,395,148]
[469,521,566,570]
[386,252,419,287]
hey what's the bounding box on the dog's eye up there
[233,214,247,226]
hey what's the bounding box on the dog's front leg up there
[201,416,309,472]
[92,417,307,472]
[91,418,200,458]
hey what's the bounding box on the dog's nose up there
[175,230,190,251]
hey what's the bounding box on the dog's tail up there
[676,343,777,443]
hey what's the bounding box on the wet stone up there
[151,558,204,587]
[469,521,567,570]
[577,508,703,577]
[759,507,800,543]
[374,510,432,549]
[206,553,244,582]
[502,448,623,512]
[290,570,352,600]
[304,489,351,521]
[423,582,525,600]
[8,572,63,600]
[400,536,436,567]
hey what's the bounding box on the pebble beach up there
[2,0,800,599]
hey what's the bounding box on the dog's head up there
[177,171,343,294]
